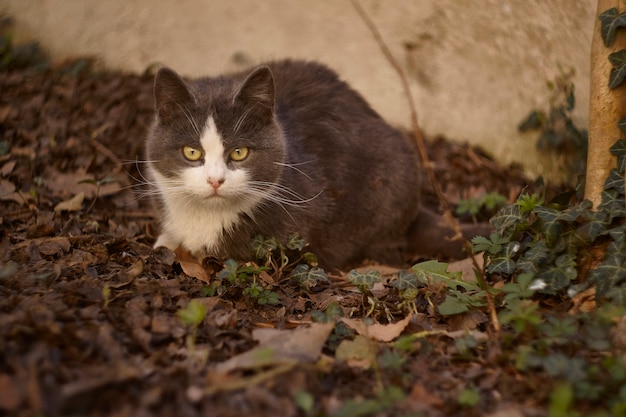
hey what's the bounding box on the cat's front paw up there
[153,234,179,252]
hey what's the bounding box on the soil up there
[1,57,554,417]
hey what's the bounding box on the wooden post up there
[585,0,626,207]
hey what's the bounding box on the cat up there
[145,59,480,270]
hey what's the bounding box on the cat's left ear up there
[234,66,275,119]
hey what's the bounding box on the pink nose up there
[208,178,225,190]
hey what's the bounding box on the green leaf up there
[251,235,278,259]
[392,269,421,300]
[487,241,521,275]
[605,285,626,307]
[604,168,625,194]
[600,8,626,47]
[590,241,626,301]
[610,137,626,172]
[438,295,469,315]
[482,192,507,211]
[412,260,464,287]
[570,211,609,245]
[598,189,626,220]
[490,204,527,235]
[558,199,593,222]
[392,269,420,290]
[534,206,561,247]
[516,242,548,274]
[548,382,574,417]
[289,264,329,289]
[347,269,381,292]
[457,386,481,406]
[536,253,577,294]
[256,289,280,305]
[294,391,314,414]
[609,50,626,89]
[177,300,207,326]
[285,233,306,251]
[217,258,239,281]
[471,233,509,255]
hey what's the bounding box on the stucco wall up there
[1,0,595,179]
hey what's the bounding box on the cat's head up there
[146,65,286,210]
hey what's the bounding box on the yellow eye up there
[182,146,203,161]
[229,147,249,162]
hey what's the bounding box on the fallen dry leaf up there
[53,191,84,212]
[213,322,334,374]
[340,314,413,342]
[335,334,379,369]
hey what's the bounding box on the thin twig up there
[351,0,501,332]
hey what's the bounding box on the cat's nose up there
[207,177,225,190]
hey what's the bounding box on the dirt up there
[1,56,556,417]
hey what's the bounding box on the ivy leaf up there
[348,269,381,292]
[610,137,626,172]
[392,269,420,290]
[516,241,549,274]
[487,241,521,275]
[598,189,626,220]
[536,254,577,295]
[599,8,626,47]
[286,233,306,251]
[534,206,561,247]
[590,241,626,301]
[289,264,328,289]
[604,168,625,194]
[251,235,278,259]
[490,204,527,235]
[392,269,421,300]
[608,50,626,89]
[558,199,593,222]
[605,285,626,307]
[607,224,626,243]
[569,211,609,246]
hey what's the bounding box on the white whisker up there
[233,107,254,135]
[273,160,315,181]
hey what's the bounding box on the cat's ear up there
[153,67,196,122]
[234,66,275,119]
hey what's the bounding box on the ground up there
[0,55,616,417]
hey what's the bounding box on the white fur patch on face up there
[151,116,263,256]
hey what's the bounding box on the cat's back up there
[266,60,379,124]
[260,60,422,267]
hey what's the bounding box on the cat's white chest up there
[155,196,243,255]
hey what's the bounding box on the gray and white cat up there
[146,60,473,269]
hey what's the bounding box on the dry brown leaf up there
[568,286,597,314]
[447,254,484,282]
[335,334,378,369]
[175,246,211,283]
[213,322,334,374]
[54,192,85,212]
[340,314,413,342]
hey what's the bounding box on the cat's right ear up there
[154,67,196,122]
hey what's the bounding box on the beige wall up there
[1,0,595,179]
